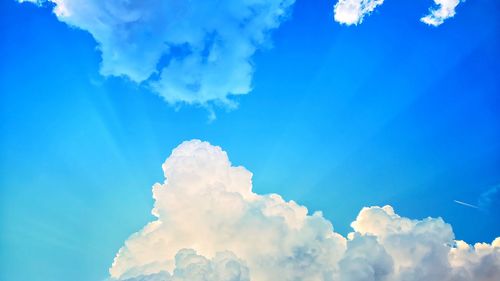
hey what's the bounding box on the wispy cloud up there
[110,140,500,281]
[478,185,500,213]
[454,185,499,213]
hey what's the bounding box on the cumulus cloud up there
[421,0,464,26]
[110,140,500,281]
[122,249,249,281]
[110,139,345,280]
[18,0,295,107]
[333,0,384,25]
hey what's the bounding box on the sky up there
[0,0,499,281]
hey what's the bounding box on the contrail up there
[454,200,479,209]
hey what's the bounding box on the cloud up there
[332,0,465,27]
[18,0,295,107]
[110,139,346,280]
[122,249,249,281]
[333,0,384,25]
[110,140,500,281]
[478,185,500,214]
[421,0,463,26]
[454,185,499,213]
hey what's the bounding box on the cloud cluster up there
[421,0,463,26]
[332,0,464,26]
[110,140,500,281]
[18,0,295,107]
[333,0,384,26]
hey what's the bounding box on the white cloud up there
[333,0,384,25]
[18,0,295,107]
[332,0,465,27]
[110,139,345,280]
[121,249,249,281]
[421,0,463,26]
[110,140,500,281]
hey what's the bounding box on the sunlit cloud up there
[110,140,500,281]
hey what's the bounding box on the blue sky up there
[1,0,500,281]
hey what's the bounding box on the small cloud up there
[478,185,500,213]
[110,140,500,281]
[421,0,463,26]
[333,0,384,25]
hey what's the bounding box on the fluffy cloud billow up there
[421,0,464,26]
[333,0,384,25]
[110,140,500,281]
[121,249,250,281]
[18,0,295,107]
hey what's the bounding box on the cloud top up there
[19,0,295,107]
[110,140,500,281]
[421,0,463,26]
[333,0,384,25]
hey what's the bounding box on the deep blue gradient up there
[1,1,499,280]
